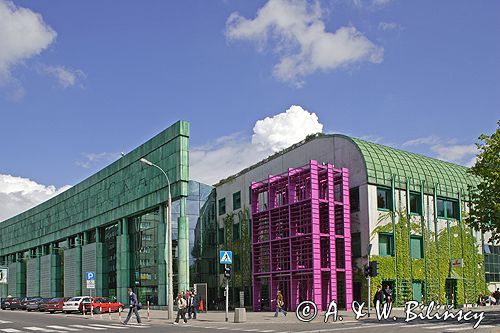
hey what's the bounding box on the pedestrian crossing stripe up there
[220,250,232,264]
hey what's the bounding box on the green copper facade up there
[0,121,190,306]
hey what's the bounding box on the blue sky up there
[0,0,498,220]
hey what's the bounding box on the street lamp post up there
[140,158,174,320]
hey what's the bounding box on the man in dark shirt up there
[373,286,384,307]
[122,288,142,325]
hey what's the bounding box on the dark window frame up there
[379,232,394,257]
[409,192,422,215]
[233,191,241,210]
[218,198,226,216]
[377,187,392,211]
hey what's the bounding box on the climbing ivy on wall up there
[365,209,486,306]
[220,207,253,300]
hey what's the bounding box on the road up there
[0,308,499,333]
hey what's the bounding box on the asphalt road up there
[0,308,499,333]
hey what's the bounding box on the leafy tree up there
[468,120,500,243]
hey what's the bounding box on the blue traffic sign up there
[219,251,232,264]
[86,271,95,281]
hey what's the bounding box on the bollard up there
[119,306,122,322]
[147,301,150,321]
[108,305,111,320]
[83,305,86,318]
[100,306,103,320]
[91,303,94,318]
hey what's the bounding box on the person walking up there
[189,290,198,319]
[122,288,142,325]
[274,290,287,317]
[494,288,500,305]
[383,285,393,304]
[373,286,384,307]
[174,292,188,324]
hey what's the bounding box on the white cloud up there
[372,0,393,7]
[403,135,478,166]
[0,174,70,222]
[225,0,383,86]
[431,144,478,165]
[252,105,323,151]
[352,0,393,9]
[0,0,56,83]
[402,135,440,147]
[378,22,402,32]
[190,105,323,185]
[38,65,87,88]
[76,152,121,169]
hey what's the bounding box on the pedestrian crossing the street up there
[0,323,151,333]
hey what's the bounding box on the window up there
[233,191,241,210]
[218,198,226,216]
[350,187,360,212]
[377,187,392,210]
[436,198,459,219]
[409,193,422,215]
[218,227,225,244]
[233,223,240,241]
[351,232,361,258]
[410,236,424,259]
[249,187,252,205]
[379,233,394,256]
[485,245,500,282]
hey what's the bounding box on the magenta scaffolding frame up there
[251,160,352,311]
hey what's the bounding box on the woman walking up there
[173,292,188,324]
[274,290,287,317]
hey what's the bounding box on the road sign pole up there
[225,274,229,323]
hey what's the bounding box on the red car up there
[43,297,71,313]
[82,297,124,314]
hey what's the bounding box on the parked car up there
[7,297,22,310]
[1,297,13,310]
[43,297,71,313]
[82,297,124,314]
[38,298,53,312]
[21,297,39,310]
[25,298,43,312]
[63,296,90,314]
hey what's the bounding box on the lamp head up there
[140,158,153,166]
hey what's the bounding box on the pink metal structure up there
[251,160,352,312]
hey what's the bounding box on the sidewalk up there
[143,304,500,325]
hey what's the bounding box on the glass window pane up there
[437,199,445,217]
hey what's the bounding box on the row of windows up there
[217,223,242,244]
[218,190,244,216]
[377,187,459,219]
[378,233,424,259]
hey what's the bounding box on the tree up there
[468,120,500,243]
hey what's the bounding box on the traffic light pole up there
[367,244,371,318]
[367,274,371,318]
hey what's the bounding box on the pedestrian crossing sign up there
[219,250,232,264]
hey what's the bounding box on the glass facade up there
[130,210,159,305]
[104,224,118,298]
[485,245,500,283]
[171,181,213,292]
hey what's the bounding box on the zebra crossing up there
[190,321,500,333]
[0,323,150,333]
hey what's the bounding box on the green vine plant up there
[367,209,485,306]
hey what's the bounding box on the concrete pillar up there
[177,197,190,292]
[116,218,130,304]
[95,227,101,243]
[157,205,167,306]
